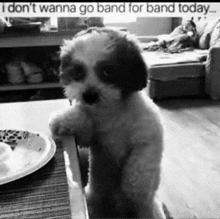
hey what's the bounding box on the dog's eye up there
[103,69,112,77]
[95,62,119,83]
[72,64,86,81]
[101,66,115,78]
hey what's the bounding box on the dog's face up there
[59,27,147,108]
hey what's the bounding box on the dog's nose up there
[82,88,99,105]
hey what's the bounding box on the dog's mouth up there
[82,88,100,105]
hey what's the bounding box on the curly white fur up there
[49,27,166,218]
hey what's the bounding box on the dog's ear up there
[114,35,148,96]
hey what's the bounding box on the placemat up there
[0,141,71,219]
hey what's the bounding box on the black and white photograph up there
[0,2,220,219]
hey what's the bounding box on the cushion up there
[209,21,220,47]
[142,50,208,67]
[214,38,220,47]
[198,18,220,49]
[147,63,205,81]
[205,46,220,99]
[195,17,209,36]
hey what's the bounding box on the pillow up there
[199,18,220,49]
[195,17,209,36]
[209,22,220,47]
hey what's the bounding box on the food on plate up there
[0,142,12,162]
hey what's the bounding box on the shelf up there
[0,82,61,91]
[0,28,86,48]
[0,29,81,102]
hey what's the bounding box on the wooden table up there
[0,99,88,219]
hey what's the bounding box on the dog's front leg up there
[49,105,93,144]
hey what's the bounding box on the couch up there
[138,17,220,100]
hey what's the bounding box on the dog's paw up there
[49,118,67,136]
[49,111,73,137]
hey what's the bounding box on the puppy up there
[49,27,165,218]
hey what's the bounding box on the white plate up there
[0,129,56,185]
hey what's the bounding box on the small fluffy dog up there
[49,27,165,218]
